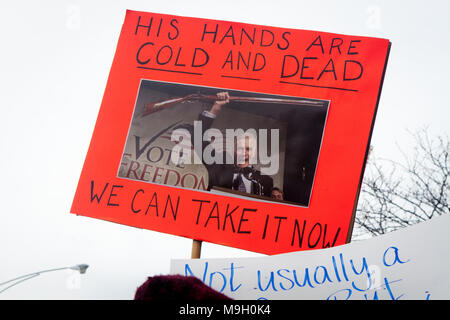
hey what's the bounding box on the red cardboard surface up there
[71,10,390,255]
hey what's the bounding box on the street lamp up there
[0,264,89,294]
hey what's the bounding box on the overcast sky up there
[0,0,448,299]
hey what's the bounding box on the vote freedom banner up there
[171,214,450,300]
[71,10,390,254]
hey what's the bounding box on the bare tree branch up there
[353,130,449,240]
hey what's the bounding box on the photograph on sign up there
[118,79,328,207]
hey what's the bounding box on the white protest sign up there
[170,214,450,300]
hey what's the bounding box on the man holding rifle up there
[194,91,274,197]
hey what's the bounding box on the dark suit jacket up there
[186,112,273,197]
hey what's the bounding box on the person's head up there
[234,132,258,168]
[271,187,283,200]
[134,275,232,300]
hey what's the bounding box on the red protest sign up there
[71,10,390,255]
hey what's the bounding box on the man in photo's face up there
[235,135,257,169]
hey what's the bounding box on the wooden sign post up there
[191,240,202,259]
